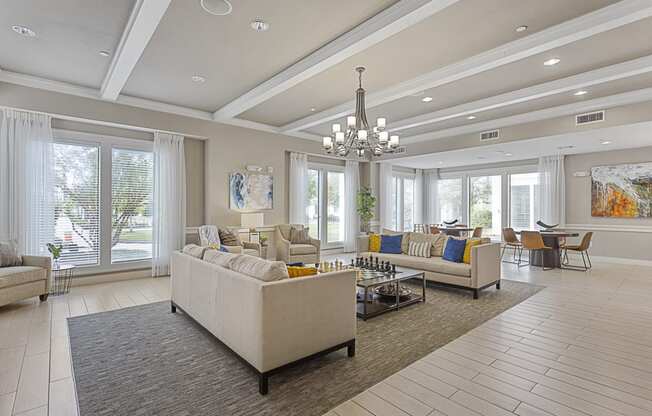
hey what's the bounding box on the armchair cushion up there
[290,227,311,244]
[290,244,317,255]
[218,228,240,246]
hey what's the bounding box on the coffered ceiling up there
[2,0,652,151]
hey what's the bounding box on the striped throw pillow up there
[408,240,431,258]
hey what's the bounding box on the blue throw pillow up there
[380,234,402,254]
[219,245,229,253]
[443,238,466,263]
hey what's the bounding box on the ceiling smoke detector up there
[515,25,528,33]
[200,0,233,16]
[11,25,36,37]
[250,19,270,32]
[191,75,206,83]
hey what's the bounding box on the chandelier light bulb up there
[378,131,389,144]
[335,132,345,143]
[347,116,356,127]
[332,123,341,133]
[390,135,399,148]
[358,129,368,141]
[376,118,386,129]
[322,136,333,149]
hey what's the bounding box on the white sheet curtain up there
[288,152,308,225]
[152,132,186,277]
[414,169,424,226]
[538,154,566,226]
[423,170,438,224]
[0,109,54,256]
[344,160,359,252]
[378,162,394,231]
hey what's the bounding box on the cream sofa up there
[170,248,355,394]
[357,233,501,299]
[0,256,51,307]
[274,224,320,264]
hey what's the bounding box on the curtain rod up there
[0,105,208,140]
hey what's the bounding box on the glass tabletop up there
[52,264,75,272]
[356,267,424,288]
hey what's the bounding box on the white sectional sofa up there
[170,247,356,394]
[357,233,501,299]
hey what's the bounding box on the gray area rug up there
[68,279,542,416]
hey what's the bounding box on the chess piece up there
[375,257,379,270]
[350,259,355,267]
[391,264,396,273]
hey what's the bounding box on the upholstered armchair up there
[275,224,320,264]
[198,225,261,257]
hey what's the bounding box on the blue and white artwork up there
[229,172,273,210]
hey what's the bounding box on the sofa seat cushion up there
[230,255,289,282]
[0,266,47,289]
[360,252,471,278]
[290,244,317,255]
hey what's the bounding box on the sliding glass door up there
[390,174,415,232]
[437,178,463,224]
[509,172,539,231]
[470,175,502,238]
[306,165,345,248]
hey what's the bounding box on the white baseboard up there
[586,255,652,267]
[71,268,153,287]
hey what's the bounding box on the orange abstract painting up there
[591,163,652,218]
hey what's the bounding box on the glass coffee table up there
[355,266,425,320]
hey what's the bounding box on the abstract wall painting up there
[229,172,273,210]
[591,162,652,218]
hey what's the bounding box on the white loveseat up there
[357,233,501,299]
[170,247,356,394]
[0,256,51,307]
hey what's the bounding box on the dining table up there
[516,230,580,268]
[437,227,474,237]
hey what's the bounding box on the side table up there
[50,264,75,296]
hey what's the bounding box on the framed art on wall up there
[229,172,273,210]
[591,162,652,218]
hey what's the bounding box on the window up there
[53,143,100,266]
[510,172,539,231]
[327,171,345,244]
[391,175,415,232]
[306,164,345,247]
[470,175,502,238]
[111,148,153,263]
[437,178,463,223]
[306,169,320,240]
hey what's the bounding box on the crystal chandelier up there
[323,67,401,158]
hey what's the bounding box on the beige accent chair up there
[198,225,261,257]
[1,256,51,307]
[275,224,320,264]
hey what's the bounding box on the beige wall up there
[0,82,321,228]
[565,146,652,261]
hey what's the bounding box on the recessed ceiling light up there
[467,115,476,120]
[200,0,233,16]
[544,58,561,66]
[421,96,433,103]
[574,90,588,96]
[601,140,612,145]
[99,50,111,57]
[310,107,316,112]
[191,75,206,83]
[505,152,513,156]
[11,25,36,37]
[515,25,528,33]
[251,19,270,32]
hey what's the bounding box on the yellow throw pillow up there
[287,266,318,278]
[463,238,483,264]
[368,234,381,252]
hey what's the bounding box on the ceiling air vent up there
[393,146,407,154]
[480,130,500,141]
[576,110,605,125]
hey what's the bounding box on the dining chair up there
[561,232,593,271]
[472,227,483,238]
[501,227,523,265]
[429,225,440,234]
[520,231,554,271]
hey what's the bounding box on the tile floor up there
[1,258,651,415]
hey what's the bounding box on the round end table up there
[50,264,75,296]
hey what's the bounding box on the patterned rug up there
[68,279,542,416]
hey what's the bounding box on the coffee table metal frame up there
[356,267,425,320]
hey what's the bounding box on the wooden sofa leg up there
[496,281,501,290]
[473,289,479,299]
[39,294,49,302]
[347,340,356,357]
[259,374,269,395]
[170,302,176,313]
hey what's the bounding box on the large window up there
[111,149,153,263]
[391,175,415,232]
[437,178,463,224]
[327,171,345,243]
[306,164,345,247]
[54,143,100,266]
[470,175,502,238]
[306,169,320,240]
[510,172,539,231]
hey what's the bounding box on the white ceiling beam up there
[212,0,461,120]
[402,87,652,144]
[282,0,652,133]
[100,0,172,100]
[390,54,652,132]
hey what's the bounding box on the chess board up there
[355,268,401,281]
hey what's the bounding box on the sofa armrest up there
[309,237,321,252]
[242,241,261,252]
[356,236,369,253]
[223,245,243,254]
[471,243,501,288]
[275,228,291,262]
[259,270,357,372]
[22,255,51,290]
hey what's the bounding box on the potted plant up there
[356,187,376,234]
[47,243,63,268]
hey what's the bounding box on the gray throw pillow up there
[0,241,22,267]
[218,228,240,246]
[290,227,311,244]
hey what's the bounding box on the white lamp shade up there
[332,123,341,133]
[390,135,399,147]
[376,117,386,128]
[378,131,389,144]
[322,136,333,147]
[241,212,264,229]
[347,116,356,127]
[358,129,368,140]
[335,131,345,143]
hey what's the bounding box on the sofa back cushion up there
[443,238,466,263]
[431,234,449,257]
[463,238,483,264]
[290,227,311,244]
[382,229,410,254]
[182,244,206,259]
[408,241,431,258]
[368,234,381,252]
[380,234,402,254]
[0,241,22,267]
[230,255,289,282]
[409,233,441,257]
[203,249,240,268]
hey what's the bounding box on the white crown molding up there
[390,54,652,132]
[212,0,460,120]
[281,0,652,133]
[402,87,652,144]
[100,0,172,100]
